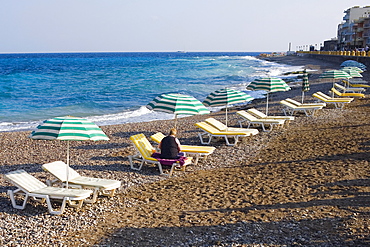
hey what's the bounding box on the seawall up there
[300,53,370,68]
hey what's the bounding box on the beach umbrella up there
[203,88,253,127]
[247,77,290,115]
[29,116,109,187]
[340,60,367,71]
[340,68,363,78]
[301,70,310,103]
[319,70,351,86]
[146,93,210,128]
[341,66,364,73]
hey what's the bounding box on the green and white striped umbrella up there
[247,77,290,115]
[301,71,310,103]
[29,116,109,186]
[203,88,253,127]
[319,70,352,93]
[147,93,210,127]
[319,70,351,80]
[340,68,363,78]
[341,66,364,73]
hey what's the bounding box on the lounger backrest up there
[4,169,47,192]
[280,100,297,108]
[285,98,301,106]
[205,118,227,131]
[334,83,346,91]
[331,87,342,96]
[130,134,156,160]
[195,122,220,134]
[150,132,165,144]
[42,161,81,182]
[315,91,331,99]
[312,93,327,101]
[236,111,258,121]
[247,108,267,118]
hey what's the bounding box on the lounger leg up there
[7,189,29,210]
[157,162,165,175]
[128,155,145,171]
[44,196,68,215]
[198,133,212,145]
[83,188,100,204]
[261,123,266,132]
[238,119,247,128]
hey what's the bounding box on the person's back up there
[159,128,181,159]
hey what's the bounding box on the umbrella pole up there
[225,105,228,128]
[265,93,269,116]
[174,114,178,129]
[302,91,305,104]
[66,141,69,188]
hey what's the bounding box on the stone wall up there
[302,53,370,68]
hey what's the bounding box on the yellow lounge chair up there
[150,132,216,165]
[331,87,365,98]
[236,111,285,131]
[246,108,294,124]
[284,98,326,107]
[312,91,353,109]
[204,117,258,132]
[128,134,192,176]
[42,161,121,203]
[342,80,370,88]
[334,83,366,93]
[4,169,92,215]
[194,121,258,146]
[280,100,324,117]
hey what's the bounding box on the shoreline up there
[1,55,369,246]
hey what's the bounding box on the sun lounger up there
[342,80,370,88]
[334,83,365,93]
[204,117,257,132]
[150,132,215,165]
[246,108,295,124]
[284,98,326,107]
[236,110,285,131]
[280,99,324,117]
[4,169,93,215]
[194,121,258,146]
[42,161,121,203]
[128,134,192,176]
[312,91,353,109]
[331,87,365,98]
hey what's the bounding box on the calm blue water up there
[0,52,302,132]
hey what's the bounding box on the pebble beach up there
[0,55,369,246]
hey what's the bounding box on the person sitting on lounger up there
[159,128,183,159]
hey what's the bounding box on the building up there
[337,6,370,50]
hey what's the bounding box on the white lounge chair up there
[280,99,324,117]
[246,108,294,124]
[284,98,326,108]
[334,83,365,93]
[195,121,258,146]
[42,161,121,203]
[236,110,285,131]
[4,169,92,215]
[312,91,353,109]
[331,87,365,98]
[204,117,257,132]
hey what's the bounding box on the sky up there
[1,0,369,53]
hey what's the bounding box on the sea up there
[0,52,303,132]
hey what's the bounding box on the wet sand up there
[0,55,369,246]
